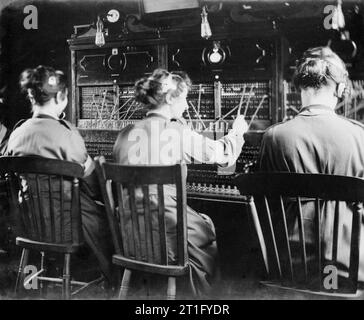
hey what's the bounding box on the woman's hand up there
[232,115,249,134]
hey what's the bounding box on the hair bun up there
[19,65,67,106]
[293,46,348,90]
[135,77,150,104]
[19,68,37,92]
[134,68,191,109]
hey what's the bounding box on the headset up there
[324,57,349,99]
[336,82,348,99]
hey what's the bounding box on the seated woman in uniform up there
[113,69,248,295]
[259,47,364,283]
[7,65,114,284]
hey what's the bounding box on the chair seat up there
[16,237,84,254]
[112,254,189,277]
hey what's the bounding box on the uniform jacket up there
[7,113,113,280]
[259,104,364,282]
[113,112,245,295]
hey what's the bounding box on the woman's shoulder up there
[11,118,29,131]
[8,118,32,141]
[57,119,80,133]
[12,116,73,129]
[10,117,79,145]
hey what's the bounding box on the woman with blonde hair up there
[113,68,249,295]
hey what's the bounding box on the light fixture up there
[209,50,222,64]
[208,41,225,64]
[201,5,212,39]
[332,0,345,30]
[95,15,105,47]
[202,41,228,66]
[242,5,252,10]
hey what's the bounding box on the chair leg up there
[62,253,71,300]
[14,248,30,296]
[167,277,176,300]
[39,251,47,298]
[118,269,132,300]
[145,275,151,299]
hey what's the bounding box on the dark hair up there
[134,68,191,108]
[293,46,348,90]
[19,65,67,105]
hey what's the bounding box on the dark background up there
[0,0,363,129]
[0,0,141,128]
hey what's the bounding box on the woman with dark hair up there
[7,65,114,284]
[113,68,248,295]
[259,47,364,283]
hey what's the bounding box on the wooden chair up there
[235,172,364,298]
[0,156,103,299]
[95,156,189,300]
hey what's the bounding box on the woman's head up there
[20,65,68,116]
[135,68,191,118]
[293,46,348,99]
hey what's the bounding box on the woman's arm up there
[181,115,248,167]
[64,124,102,200]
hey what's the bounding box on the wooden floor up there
[0,201,360,300]
[0,249,341,300]
[0,205,350,300]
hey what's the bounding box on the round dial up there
[107,9,120,23]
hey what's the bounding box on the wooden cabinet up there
[75,45,160,85]
[67,32,283,165]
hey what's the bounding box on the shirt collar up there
[146,110,172,121]
[298,104,336,116]
[32,113,58,120]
